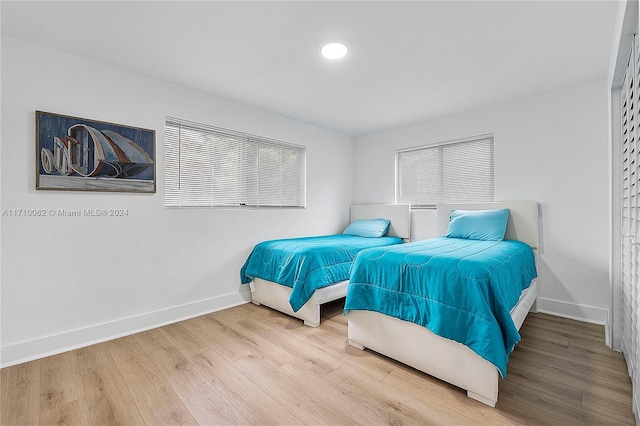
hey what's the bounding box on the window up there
[395,134,494,207]
[165,117,306,208]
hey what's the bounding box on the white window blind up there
[165,118,306,208]
[621,33,640,412]
[395,134,494,206]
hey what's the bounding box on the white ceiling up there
[1,1,619,136]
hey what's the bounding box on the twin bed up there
[241,204,411,327]
[347,201,539,407]
[241,201,539,407]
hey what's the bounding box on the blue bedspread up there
[344,237,537,377]
[241,234,403,312]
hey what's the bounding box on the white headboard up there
[351,204,411,240]
[435,201,539,248]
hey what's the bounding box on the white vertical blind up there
[395,134,494,206]
[165,118,305,208]
[621,33,640,413]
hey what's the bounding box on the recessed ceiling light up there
[321,42,348,60]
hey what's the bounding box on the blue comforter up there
[344,237,537,377]
[241,234,404,312]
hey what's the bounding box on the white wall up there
[354,79,610,325]
[0,36,354,366]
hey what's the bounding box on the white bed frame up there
[249,204,411,327]
[347,201,540,407]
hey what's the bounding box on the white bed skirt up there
[250,277,349,327]
[347,279,538,407]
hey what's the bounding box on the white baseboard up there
[1,289,252,368]
[535,297,609,325]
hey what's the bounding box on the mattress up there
[241,234,403,311]
[344,237,537,377]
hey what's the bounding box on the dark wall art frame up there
[36,111,156,193]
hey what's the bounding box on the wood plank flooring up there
[1,300,634,425]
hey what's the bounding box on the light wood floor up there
[1,300,634,425]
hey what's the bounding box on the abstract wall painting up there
[36,111,156,193]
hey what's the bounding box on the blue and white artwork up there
[36,111,156,193]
